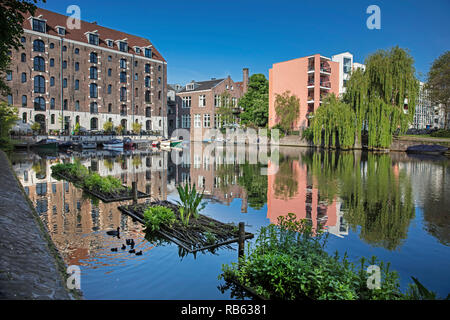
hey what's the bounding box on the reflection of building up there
[267,159,341,235]
[2,7,167,135]
[12,152,168,266]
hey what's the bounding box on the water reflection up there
[9,145,450,298]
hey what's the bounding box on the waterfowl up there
[121,244,126,250]
[126,239,131,245]
[129,249,136,254]
[135,251,142,256]
[111,248,118,252]
[106,227,120,237]
[130,239,135,248]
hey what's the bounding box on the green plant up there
[132,121,142,134]
[301,127,314,142]
[176,183,206,227]
[430,129,450,138]
[204,231,217,245]
[220,213,434,300]
[274,91,300,135]
[143,206,176,232]
[103,121,114,133]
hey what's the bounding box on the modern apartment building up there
[2,8,167,136]
[176,69,249,141]
[269,54,340,130]
[269,52,365,130]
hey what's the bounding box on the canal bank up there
[0,150,79,300]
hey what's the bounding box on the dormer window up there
[145,48,152,58]
[56,26,66,36]
[134,46,141,54]
[106,39,114,47]
[186,83,195,91]
[119,41,128,52]
[87,33,99,46]
[32,18,46,33]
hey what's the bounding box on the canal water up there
[9,144,450,299]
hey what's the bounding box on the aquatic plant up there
[220,213,432,300]
[143,206,176,232]
[176,183,206,227]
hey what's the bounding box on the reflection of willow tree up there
[215,162,268,210]
[303,151,415,250]
[273,155,299,200]
[238,163,268,210]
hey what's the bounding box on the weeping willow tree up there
[344,46,420,149]
[311,94,356,149]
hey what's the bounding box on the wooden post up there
[132,181,138,204]
[238,222,245,258]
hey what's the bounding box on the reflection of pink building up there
[267,160,337,231]
[269,54,340,129]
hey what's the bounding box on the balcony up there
[320,81,331,89]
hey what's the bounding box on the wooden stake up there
[132,181,138,204]
[238,222,245,258]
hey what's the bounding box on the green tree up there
[31,121,40,133]
[0,101,19,149]
[132,121,142,134]
[274,91,300,134]
[344,46,420,149]
[311,94,356,149]
[103,120,114,133]
[239,74,269,128]
[425,51,450,129]
[0,0,45,95]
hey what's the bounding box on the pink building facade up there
[269,54,340,129]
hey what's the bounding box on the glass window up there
[62,60,67,69]
[119,42,128,52]
[182,96,191,108]
[58,27,66,36]
[90,83,98,98]
[6,71,12,81]
[33,56,45,71]
[199,95,206,107]
[75,80,79,90]
[32,19,46,33]
[90,52,98,63]
[7,95,13,105]
[50,58,54,67]
[34,75,45,93]
[108,68,112,77]
[21,37,26,43]
[62,46,67,52]
[145,64,150,73]
[22,95,27,107]
[21,73,27,83]
[194,114,201,128]
[75,48,79,54]
[89,33,99,46]
[120,87,127,101]
[75,62,79,71]
[108,84,112,94]
[50,98,55,109]
[34,97,46,111]
[50,77,55,86]
[90,66,98,80]
[51,114,55,124]
[21,53,26,62]
[63,78,67,88]
[203,114,210,128]
[120,71,127,83]
[145,48,152,58]
[120,59,127,69]
[90,102,98,114]
[33,40,45,52]
[145,76,150,87]
[75,101,80,111]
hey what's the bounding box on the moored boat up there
[81,141,97,149]
[406,144,448,155]
[103,139,124,149]
[32,139,59,151]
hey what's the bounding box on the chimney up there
[243,68,249,94]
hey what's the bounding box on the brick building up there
[3,8,167,136]
[175,69,249,141]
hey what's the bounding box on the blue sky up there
[39,0,450,84]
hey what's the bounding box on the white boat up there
[103,139,124,149]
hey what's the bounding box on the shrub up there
[301,127,314,142]
[143,206,176,232]
[220,213,439,300]
[430,129,450,138]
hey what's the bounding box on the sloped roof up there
[178,79,225,93]
[24,7,166,62]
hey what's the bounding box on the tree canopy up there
[426,51,450,129]
[239,74,269,128]
[0,0,44,95]
[274,91,300,134]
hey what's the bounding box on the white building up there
[331,52,366,95]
